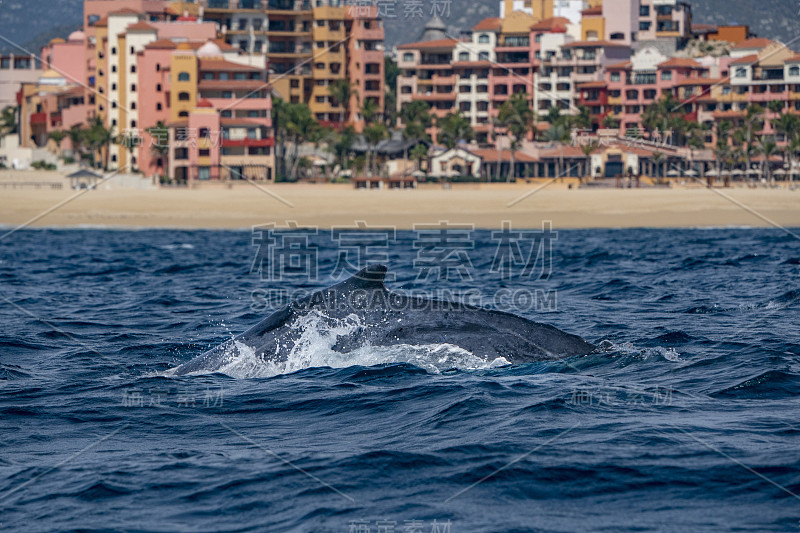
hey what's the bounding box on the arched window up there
[178,111,189,118]
[790,66,800,76]
[587,30,598,40]
[735,67,746,78]
[478,34,490,44]
[478,51,489,61]
[178,71,191,82]
[178,92,191,101]
[458,51,469,61]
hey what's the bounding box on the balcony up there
[207,0,230,9]
[267,0,311,12]
[239,0,262,8]
[30,112,46,125]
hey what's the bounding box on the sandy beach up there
[1,181,799,230]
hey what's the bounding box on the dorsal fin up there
[334,264,388,291]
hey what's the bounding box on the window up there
[458,52,469,61]
[178,72,191,81]
[178,111,189,117]
[610,32,625,40]
[735,67,746,78]
[234,72,248,80]
[640,21,651,31]
[111,47,117,55]
[221,110,232,117]
[111,65,117,73]
[401,86,412,94]
[661,70,672,80]
[156,64,161,72]
[790,66,800,76]
[478,34,490,44]
[223,91,233,98]
[130,46,135,55]
[610,72,621,82]
[130,84,136,92]
[402,52,413,62]
[111,83,117,90]
[479,51,489,61]
[178,92,191,101]
[199,149,210,157]
[131,102,137,110]
[156,83,162,92]
[219,72,229,80]
[156,102,162,111]
[639,5,650,16]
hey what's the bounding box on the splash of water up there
[174,310,511,379]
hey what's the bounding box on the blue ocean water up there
[1,227,799,532]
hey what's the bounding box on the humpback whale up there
[173,265,594,375]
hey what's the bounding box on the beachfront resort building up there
[11,0,385,182]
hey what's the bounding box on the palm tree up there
[409,143,428,175]
[329,79,354,124]
[0,105,17,144]
[787,135,800,185]
[437,112,473,150]
[85,116,114,170]
[759,137,778,184]
[497,94,533,181]
[601,114,620,130]
[48,130,67,159]
[363,122,388,176]
[741,104,764,184]
[331,125,357,175]
[67,125,86,164]
[767,100,784,135]
[360,98,380,126]
[580,140,598,180]
[651,150,665,182]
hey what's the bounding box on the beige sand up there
[1,181,799,230]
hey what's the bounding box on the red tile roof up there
[581,6,602,15]
[145,38,178,50]
[732,38,774,50]
[729,54,758,65]
[785,54,800,63]
[127,21,156,32]
[397,38,459,50]
[469,148,539,162]
[109,8,142,16]
[658,57,702,68]
[530,17,570,32]
[606,61,632,70]
[472,17,502,31]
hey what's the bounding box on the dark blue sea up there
[1,227,799,532]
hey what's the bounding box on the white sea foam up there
[173,310,510,379]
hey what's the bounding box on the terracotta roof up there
[199,59,263,71]
[581,6,602,15]
[472,17,502,31]
[127,21,156,32]
[469,148,538,162]
[538,145,587,158]
[606,61,632,70]
[730,54,758,65]
[397,38,459,50]
[562,40,629,48]
[109,8,142,16]
[530,17,570,32]
[214,39,238,52]
[785,54,800,63]
[658,57,702,68]
[732,38,774,50]
[145,38,178,50]
[94,16,108,27]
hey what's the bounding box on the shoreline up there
[1,183,799,230]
